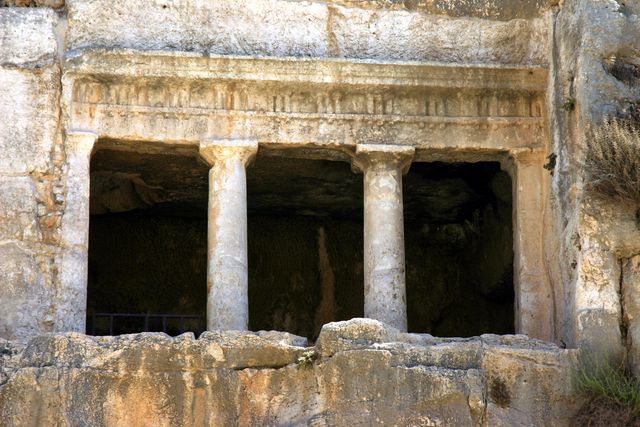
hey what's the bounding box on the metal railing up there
[89,313,205,336]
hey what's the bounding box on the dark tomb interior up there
[404,161,514,336]
[87,142,513,339]
[246,155,364,340]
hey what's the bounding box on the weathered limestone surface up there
[65,0,549,65]
[0,8,63,342]
[623,255,640,379]
[0,319,580,426]
[0,1,638,422]
[0,8,58,68]
[309,0,549,20]
[1,0,547,19]
[549,0,640,356]
[0,8,59,175]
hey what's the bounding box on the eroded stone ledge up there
[0,319,581,426]
[297,0,549,20]
[65,0,549,66]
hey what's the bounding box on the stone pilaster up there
[508,150,553,341]
[57,130,98,333]
[352,144,415,331]
[200,139,258,331]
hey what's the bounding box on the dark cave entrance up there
[85,144,512,339]
[246,155,364,341]
[86,144,208,336]
[403,161,514,336]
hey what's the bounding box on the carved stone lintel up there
[351,144,416,175]
[199,139,259,167]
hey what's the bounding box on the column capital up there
[65,130,98,154]
[351,144,415,175]
[199,139,259,167]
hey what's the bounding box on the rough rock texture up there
[0,8,63,341]
[0,0,639,423]
[0,319,581,426]
[65,0,549,65]
[623,255,640,379]
[310,0,549,20]
[0,0,64,7]
[548,0,640,357]
[1,0,546,19]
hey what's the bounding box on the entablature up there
[63,49,549,153]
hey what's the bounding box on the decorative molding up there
[63,49,548,151]
[65,50,548,90]
[70,79,545,119]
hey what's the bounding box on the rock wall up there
[0,8,64,341]
[63,0,548,65]
[0,319,581,426]
[548,0,640,357]
[0,0,639,423]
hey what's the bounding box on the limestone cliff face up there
[549,0,640,358]
[0,0,552,343]
[0,319,580,426]
[0,0,639,424]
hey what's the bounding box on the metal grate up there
[89,313,205,336]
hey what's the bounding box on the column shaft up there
[200,139,258,331]
[364,162,407,330]
[354,144,414,331]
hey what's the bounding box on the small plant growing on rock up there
[296,350,318,368]
[562,98,576,112]
[585,119,640,209]
[574,354,640,426]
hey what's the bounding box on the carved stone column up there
[353,144,415,331]
[57,130,98,333]
[199,139,258,331]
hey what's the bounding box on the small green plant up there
[562,98,576,112]
[296,350,318,368]
[574,354,640,425]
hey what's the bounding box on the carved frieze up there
[63,50,548,149]
[71,77,544,119]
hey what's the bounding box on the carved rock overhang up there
[63,49,549,162]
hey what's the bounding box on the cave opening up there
[404,161,514,336]
[246,155,364,341]
[85,144,513,339]
[86,144,209,336]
